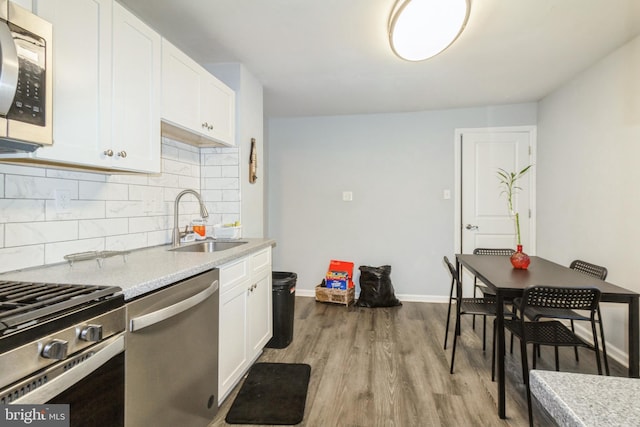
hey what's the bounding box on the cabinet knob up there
[202,122,209,129]
[42,339,68,360]
[208,123,213,130]
[118,150,127,158]
[104,149,114,157]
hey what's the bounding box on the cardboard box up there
[326,260,355,289]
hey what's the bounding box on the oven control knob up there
[80,325,103,342]
[42,339,68,360]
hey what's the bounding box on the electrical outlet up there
[54,189,71,213]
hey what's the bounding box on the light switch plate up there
[342,191,353,202]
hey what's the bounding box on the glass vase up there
[510,244,530,269]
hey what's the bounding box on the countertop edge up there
[0,238,276,301]
[530,370,640,427]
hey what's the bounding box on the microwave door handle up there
[0,21,18,115]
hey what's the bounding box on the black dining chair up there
[515,260,610,375]
[505,286,603,427]
[470,248,516,332]
[443,256,504,374]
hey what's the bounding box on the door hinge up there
[528,146,532,156]
[529,209,531,218]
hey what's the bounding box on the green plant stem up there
[514,212,521,245]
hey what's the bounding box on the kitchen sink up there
[169,240,248,253]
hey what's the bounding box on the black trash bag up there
[356,265,402,308]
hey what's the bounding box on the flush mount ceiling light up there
[389,0,470,62]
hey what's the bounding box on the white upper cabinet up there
[200,73,235,145]
[30,0,112,169]
[161,39,236,146]
[111,2,161,173]
[26,0,160,173]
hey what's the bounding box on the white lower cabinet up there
[218,247,272,403]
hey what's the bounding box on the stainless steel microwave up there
[0,1,52,154]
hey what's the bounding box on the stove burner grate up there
[0,281,121,333]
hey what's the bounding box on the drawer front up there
[220,257,250,292]
[251,247,272,274]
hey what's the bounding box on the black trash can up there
[266,271,297,349]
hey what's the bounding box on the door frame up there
[453,125,537,254]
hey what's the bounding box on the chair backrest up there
[443,256,463,300]
[570,260,608,281]
[519,286,601,315]
[473,248,515,256]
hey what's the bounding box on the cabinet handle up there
[104,149,114,157]
[117,150,127,158]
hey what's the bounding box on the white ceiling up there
[118,0,640,118]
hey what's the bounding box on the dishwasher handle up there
[129,280,218,332]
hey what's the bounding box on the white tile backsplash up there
[80,181,129,200]
[0,199,46,222]
[0,138,241,273]
[45,200,105,221]
[79,218,129,239]
[5,221,79,247]
[1,245,45,270]
[5,175,78,199]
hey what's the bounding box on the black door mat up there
[225,362,311,425]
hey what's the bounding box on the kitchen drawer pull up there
[129,281,218,332]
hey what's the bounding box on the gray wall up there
[267,104,537,300]
[537,34,640,363]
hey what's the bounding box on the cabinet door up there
[247,272,272,358]
[201,75,235,145]
[218,280,249,403]
[32,0,112,168]
[161,39,202,133]
[111,2,161,173]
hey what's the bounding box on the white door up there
[456,127,536,291]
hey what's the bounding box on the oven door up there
[5,333,125,427]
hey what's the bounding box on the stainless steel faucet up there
[172,189,209,247]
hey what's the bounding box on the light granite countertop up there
[530,370,640,427]
[0,238,276,300]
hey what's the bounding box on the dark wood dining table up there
[456,254,639,419]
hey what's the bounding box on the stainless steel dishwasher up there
[125,269,219,427]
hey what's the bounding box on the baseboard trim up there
[294,289,448,304]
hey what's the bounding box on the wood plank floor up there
[208,297,627,427]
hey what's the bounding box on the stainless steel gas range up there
[0,280,125,426]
